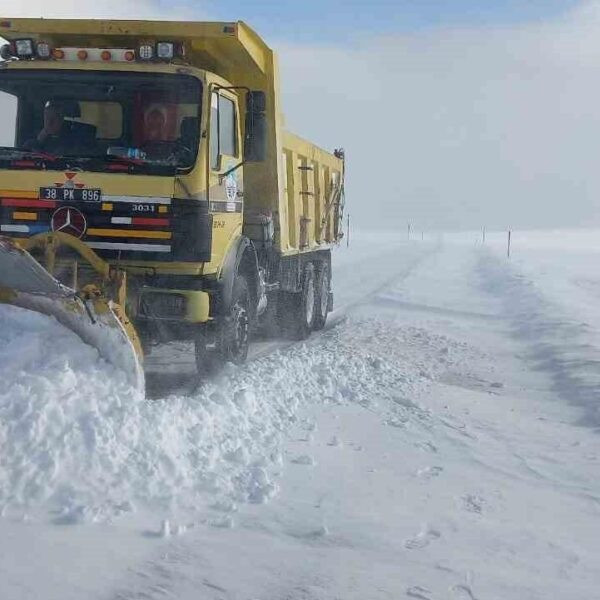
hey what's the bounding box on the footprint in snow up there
[461,494,484,514]
[406,586,433,599]
[207,515,234,529]
[291,455,316,466]
[450,584,478,599]
[211,499,238,513]
[415,441,438,454]
[404,526,441,550]
[416,466,444,480]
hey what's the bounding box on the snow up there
[1,229,600,599]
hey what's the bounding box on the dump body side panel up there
[280,131,344,255]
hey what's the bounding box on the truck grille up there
[0,191,173,260]
[0,191,213,263]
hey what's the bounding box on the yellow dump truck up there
[0,19,345,387]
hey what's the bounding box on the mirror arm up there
[219,160,245,183]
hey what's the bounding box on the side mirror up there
[244,91,267,162]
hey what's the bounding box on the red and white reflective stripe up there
[1,198,57,208]
[1,224,29,233]
[86,242,171,253]
[103,195,172,205]
[110,216,170,226]
[132,217,170,226]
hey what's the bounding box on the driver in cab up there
[25,100,71,154]
[141,107,172,160]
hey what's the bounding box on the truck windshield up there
[0,69,202,175]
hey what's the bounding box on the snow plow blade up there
[0,236,144,391]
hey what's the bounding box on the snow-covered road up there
[1,232,599,599]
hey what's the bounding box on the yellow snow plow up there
[0,233,145,389]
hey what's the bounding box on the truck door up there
[206,88,244,272]
[209,90,243,214]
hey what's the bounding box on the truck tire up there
[221,275,251,364]
[313,261,330,331]
[290,262,316,340]
[195,275,250,376]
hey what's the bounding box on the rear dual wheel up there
[313,262,330,331]
[290,262,316,340]
[283,260,330,340]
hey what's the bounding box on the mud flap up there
[0,237,144,391]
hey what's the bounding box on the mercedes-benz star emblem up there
[51,207,87,239]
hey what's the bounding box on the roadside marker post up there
[346,213,350,248]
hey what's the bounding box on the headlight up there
[137,44,154,61]
[14,39,34,58]
[156,42,174,60]
[36,42,51,59]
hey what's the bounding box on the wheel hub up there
[305,277,315,325]
[230,302,249,359]
[320,270,329,317]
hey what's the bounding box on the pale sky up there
[1,0,599,231]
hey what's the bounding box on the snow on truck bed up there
[0,230,599,600]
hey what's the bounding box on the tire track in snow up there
[146,242,439,399]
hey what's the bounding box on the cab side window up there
[210,92,238,169]
[219,96,236,156]
[0,91,18,147]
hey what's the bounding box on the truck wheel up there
[221,275,251,364]
[291,263,316,340]
[313,262,330,331]
[195,276,251,375]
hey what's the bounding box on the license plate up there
[39,187,102,202]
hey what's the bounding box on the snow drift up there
[0,294,456,521]
[478,240,600,426]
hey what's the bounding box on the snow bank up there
[0,298,456,521]
[477,239,600,425]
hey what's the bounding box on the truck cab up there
[0,19,345,376]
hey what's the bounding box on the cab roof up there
[0,19,273,80]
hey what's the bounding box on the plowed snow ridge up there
[0,305,459,520]
[0,241,442,521]
[478,246,600,425]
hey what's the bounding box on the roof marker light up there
[156,42,174,60]
[14,39,34,58]
[124,50,135,62]
[101,50,112,61]
[138,44,154,60]
[36,42,51,59]
[77,49,88,60]
[52,48,65,59]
